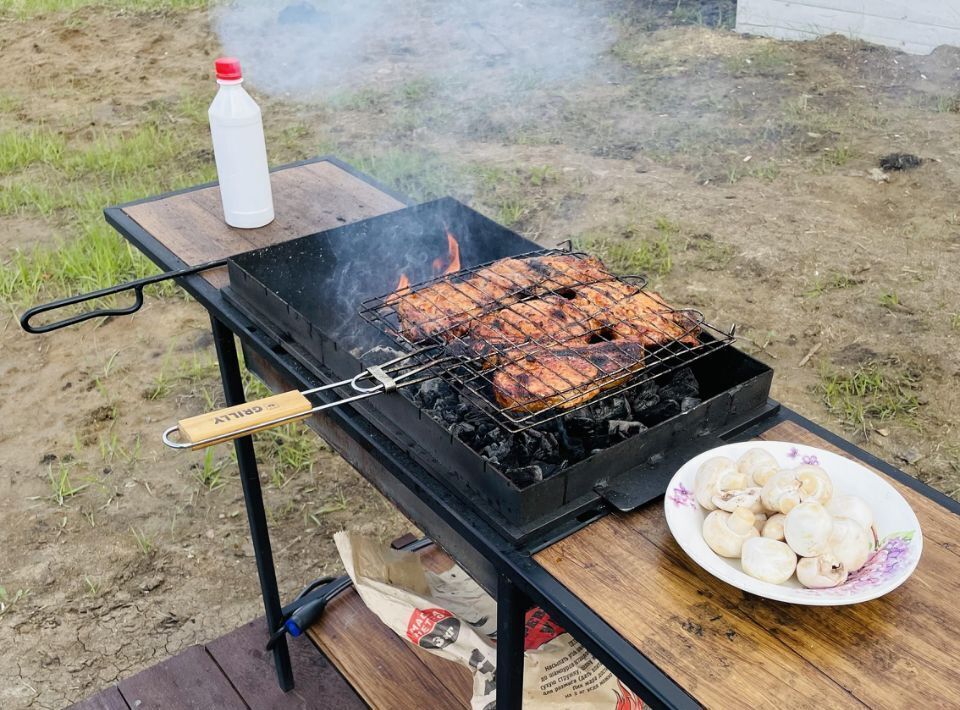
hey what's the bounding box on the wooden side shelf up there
[306,546,474,710]
[536,420,960,709]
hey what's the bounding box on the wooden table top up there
[121,159,405,286]
[120,159,960,708]
[536,419,960,709]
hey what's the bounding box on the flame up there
[433,231,461,276]
[392,230,460,295]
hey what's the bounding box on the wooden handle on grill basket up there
[172,391,313,450]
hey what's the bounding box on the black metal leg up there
[497,575,527,709]
[210,316,294,691]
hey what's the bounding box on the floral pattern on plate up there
[824,531,916,596]
[668,483,697,509]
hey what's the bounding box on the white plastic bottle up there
[208,57,274,229]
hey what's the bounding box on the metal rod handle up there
[20,258,227,334]
[163,345,448,451]
[163,386,391,450]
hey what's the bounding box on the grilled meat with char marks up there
[492,340,647,413]
[571,281,700,346]
[386,251,703,415]
[389,253,610,342]
[451,295,594,361]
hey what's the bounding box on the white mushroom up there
[736,448,779,486]
[826,495,874,533]
[795,464,833,505]
[753,512,768,533]
[712,487,764,514]
[702,508,758,558]
[694,457,746,510]
[796,554,848,588]
[784,501,833,557]
[761,513,787,541]
[827,517,872,572]
[740,537,797,584]
[760,469,802,514]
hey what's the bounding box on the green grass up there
[804,272,863,298]
[195,449,228,491]
[818,362,922,434]
[0,217,186,305]
[65,126,183,179]
[0,128,66,174]
[821,145,855,168]
[577,235,672,276]
[146,352,219,401]
[468,163,560,229]
[879,292,902,310]
[130,526,153,556]
[260,422,324,488]
[350,149,461,203]
[0,119,217,306]
[47,462,89,506]
[577,219,675,276]
[933,94,960,113]
[723,44,792,76]
[0,0,207,18]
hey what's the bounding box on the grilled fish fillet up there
[389,254,610,342]
[492,340,647,413]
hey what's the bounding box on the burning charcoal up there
[638,398,680,424]
[482,439,512,464]
[626,381,661,413]
[418,378,452,409]
[666,368,699,399]
[450,422,476,438]
[518,429,561,463]
[609,420,647,438]
[510,465,543,486]
[417,358,702,484]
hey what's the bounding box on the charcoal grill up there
[217,197,775,540]
[21,195,775,541]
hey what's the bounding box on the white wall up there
[736,0,960,55]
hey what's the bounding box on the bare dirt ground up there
[1,2,959,708]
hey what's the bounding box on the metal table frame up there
[104,157,960,709]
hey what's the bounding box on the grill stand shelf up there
[102,157,960,710]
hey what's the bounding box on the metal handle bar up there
[20,259,228,334]
[162,345,451,450]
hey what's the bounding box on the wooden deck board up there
[535,420,960,709]
[206,618,366,709]
[117,644,246,710]
[67,686,129,710]
[68,617,366,710]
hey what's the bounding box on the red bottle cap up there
[214,57,242,81]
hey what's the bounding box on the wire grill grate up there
[359,249,735,433]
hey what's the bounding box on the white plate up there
[663,441,923,605]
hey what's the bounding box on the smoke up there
[213,0,614,99]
